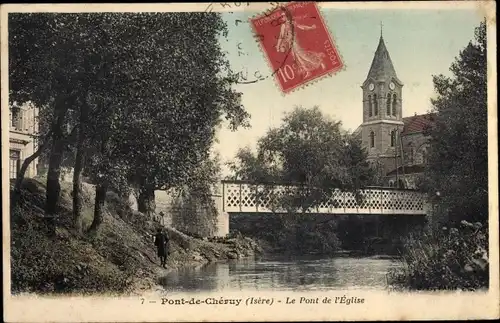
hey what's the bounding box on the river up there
[159,255,402,292]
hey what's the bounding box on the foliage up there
[367,158,387,186]
[170,152,222,237]
[421,21,487,224]
[11,178,262,294]
[10,179,132,294]
[105,191,134,220]
[228,106,374,210]
[387,220,488,291]
[230,214,341,255]
[11,217,130,294]
[228,146,281,183]
[9,13,99,168]
[9,12,250,228]
[107,13,249,193]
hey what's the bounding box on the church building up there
[354,30,435,189]
[9,102,39,180]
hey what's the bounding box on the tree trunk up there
[45,137,65,234]
[45,95,73,235]
[72,136,85,232]
[11,133,51,209]
[88,183,108,233]
[72,100,89,232]
[138,185,156,217]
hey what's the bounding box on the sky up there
[211,6,484,176]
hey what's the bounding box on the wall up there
[154,188,228,237]
[400,132,429,166]
[9,102,39,179]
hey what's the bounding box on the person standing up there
[154,227,169,268]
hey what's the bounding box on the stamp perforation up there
[248,1,346,95]
[248,3,288,95]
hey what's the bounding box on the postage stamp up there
[250,2,344,93]
[1,1,499,323]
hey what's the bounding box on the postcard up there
[1,1,498,322]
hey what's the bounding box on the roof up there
[366,36,402,84]
[401,113,436,135]
[353,126,362,139]
[386,164,425,176]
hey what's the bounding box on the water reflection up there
[159,256,401,293]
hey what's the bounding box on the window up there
[373,94,378,116]
[11,106,21,129]
[409,145,415,164]
[390,130,396,147]
[422,148,428,165]
[386,93,391,115]
[392,94,397,116]
[388,180,395,187]
[415,146,428,165]
[9,150,20,179]
[370,131,375,148]
[368,95,372,117]
[398,179,406,189]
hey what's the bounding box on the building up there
[354,31,435,189]
[9,102,39,179]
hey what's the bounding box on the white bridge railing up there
[222,180,427,216]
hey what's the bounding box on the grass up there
[10,178,262,295]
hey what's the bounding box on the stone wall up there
[154,189,228,237]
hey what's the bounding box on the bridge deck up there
[222,181,427,215]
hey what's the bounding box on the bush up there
[105,190,134,220]
[387,220,488,291]
[11,209,129,294]
[231,214,341,255]
[10,179,145,294]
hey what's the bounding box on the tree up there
[10,13,250,233]
[10,13,127,231]
[9,101,53,209]
[423,21,487,224]
[107,13,249,216]
[227,146,281,182]
[9,14,89,232]
[228,106,374,211]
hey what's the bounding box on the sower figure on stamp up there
[154,227,169,268]
[275,12,326,79]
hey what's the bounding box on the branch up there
[11,129,53,208]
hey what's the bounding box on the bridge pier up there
[215,211,230,237]
[213,190,229,237]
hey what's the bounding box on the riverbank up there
[10,178,262,295]
[387,222,489,291]
[229,213,421,257]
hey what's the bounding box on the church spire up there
[365,28,401,84]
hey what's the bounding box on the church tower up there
[360,27,404,174]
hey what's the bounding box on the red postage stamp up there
[250,2,344,94]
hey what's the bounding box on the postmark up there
[210,2,296,85]
[250,2,344,93]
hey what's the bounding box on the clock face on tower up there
[369,83,375,91]
[389,82,395,90]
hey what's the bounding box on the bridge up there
[221,180,428,216]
